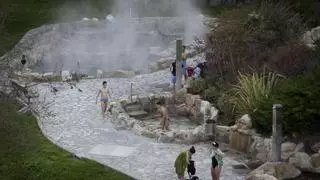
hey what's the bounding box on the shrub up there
[228,71,282,116]
[187,78,207,95]
[251,71,320,135]
[248,1,305,47]
[281,0,318,27]
[205,1,305,82]
[270,42,312,76]
[217,92,236,124]
[202,86,219,104]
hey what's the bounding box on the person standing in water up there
[155,101,169,131]
[174,146,196,180]
[211,142,225,180]
[96,81,111,118]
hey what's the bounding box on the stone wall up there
[302,26,320,48]
[108,90,219,144]
[215,114,320,175]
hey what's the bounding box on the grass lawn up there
[0,0,113,56]
[0,96,133,180]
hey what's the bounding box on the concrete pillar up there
[271,104,283,162]
[175,39,183,92]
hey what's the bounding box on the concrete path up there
[34,70,249,180]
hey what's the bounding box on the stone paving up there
[34,70,250,180]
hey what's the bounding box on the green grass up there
[201,4,239,17]
[0,0,113,56]
[0,96,133,180]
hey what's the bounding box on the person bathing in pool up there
[155,101,169,131]
[96,81,111,119]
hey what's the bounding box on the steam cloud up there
[38,0,206,75]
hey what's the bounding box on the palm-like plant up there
[228,70,283,116]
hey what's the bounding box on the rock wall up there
[302,26,320,48]
[108,91,219,144]
[215,114,320,175]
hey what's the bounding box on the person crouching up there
[174,146,196,180]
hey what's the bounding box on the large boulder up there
[311,153,320,169]
[302,26,320,48]
[289,152,312,170]
[247,162,301,180]
[281,142,297,161]
[289,152,320,173]
[311,142,320,153]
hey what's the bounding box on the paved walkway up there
[34,70,249,180]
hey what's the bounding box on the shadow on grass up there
[0,95,134,180]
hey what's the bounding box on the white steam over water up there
[38,0,206,75]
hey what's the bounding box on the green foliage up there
[281,0,318,27]
[217,92,236,124]
[269,42,312,76]
[0,95,132,180]
[228,71,282,116]
[202,86,219,104]
[0,0,113,56]
[246,1,305,47]
[206,1,305,82]
[187,78,208,95]
[251,71,320,135]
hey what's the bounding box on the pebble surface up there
[34,70,249,180]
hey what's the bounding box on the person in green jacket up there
[174,146,196,180]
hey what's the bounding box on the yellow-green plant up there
[228,71,283,116]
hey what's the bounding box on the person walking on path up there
[174,146,196,180]
[170,61,176,89]
[96,81,111,119]
[211,142,225,180]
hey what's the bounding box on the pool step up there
[140,113,162,120]
[128,110,148,118]
[125,104,142,112]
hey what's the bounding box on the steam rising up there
[39,0,206,75]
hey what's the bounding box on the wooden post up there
[271,104,283,162]
[175,39,183,92]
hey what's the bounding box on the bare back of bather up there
[159,106,169,131]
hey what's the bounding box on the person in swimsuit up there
[155,101,169,131]
[211,142,225,180]
[96,81,111,118]
[174,146,196,180]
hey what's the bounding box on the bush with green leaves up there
[187,78,207,95]
[202,86,219,104]
[251,71,320,135]
[205,1,305,82]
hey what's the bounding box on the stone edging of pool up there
[108,91,219,144]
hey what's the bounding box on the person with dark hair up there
[197,62,207,78]
[187,160,199,180]
[174,146,196,180]
[170,61,176,87]
[155,100,169,131]
[96,81,111,119]
[211,142,224,180]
